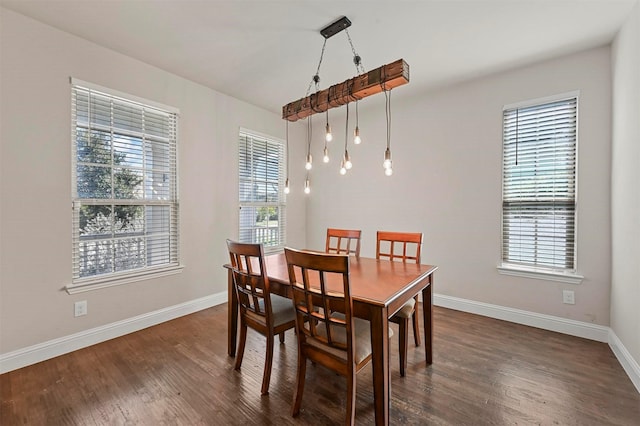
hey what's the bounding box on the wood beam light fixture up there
[282,16,409,193]
[282,59,409,122]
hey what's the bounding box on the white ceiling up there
[1,0,637,115]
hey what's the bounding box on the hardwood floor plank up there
[1,306,639,425]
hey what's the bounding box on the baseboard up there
[608,330,640,393]
[433,293,610,342]
[0,292,227,374]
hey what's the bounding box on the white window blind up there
[502,95,577,271]
[71,80,179,284]
[238,130,286,252]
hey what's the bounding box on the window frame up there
[67,78,182,294]
[498,91,583,284]
[237,128,287,253]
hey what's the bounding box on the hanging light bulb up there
[344,150,352,170]
[304,178,311,194]
[383,88,393,177]
[353,101,362,144]
[339,159,347,175]
[342,103,352,171]
[383,147,392,169]
[305,116,313,170]
[325,110,333,142]
[323,146,330,163]
[284,120,291,194]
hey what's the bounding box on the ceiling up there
[1,0,637,115]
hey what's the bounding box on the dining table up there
[224,252,437,426]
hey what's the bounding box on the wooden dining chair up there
[284,248,391,425]
[325,228,362,257]
[376,231,423,377]
[226,240,296,395]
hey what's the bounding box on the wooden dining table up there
[225,252,437,426]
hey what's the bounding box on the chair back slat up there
[376,231,423,264]
[326,228,361,257]
[285,248,353,354]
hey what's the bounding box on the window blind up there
[502,96,577,271]
[238,130,286,252]
[71,82,179,282]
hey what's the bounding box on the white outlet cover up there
[74,300,87,316]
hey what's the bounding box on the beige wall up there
[304,46,613,325]
[611,2,640,369]
[0,8,306,353]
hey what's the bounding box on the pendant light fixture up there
[343,102,352,171]
[323,109,331,163]
[284,120,290,194]
[280,16,409,192]
[325,110,333,142]
[383,87,393,176]
[353,100,362,144]
[305,116,313,170]
[304,174,311,194]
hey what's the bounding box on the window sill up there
[497,264,583,284]
[65,264,184,294]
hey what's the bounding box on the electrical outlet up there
[74,300,87,317]
[562,290,575,305]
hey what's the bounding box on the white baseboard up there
[434,293,640,394]
[433,293,610,342]
[608,330,640,393]
[0,292,227,374]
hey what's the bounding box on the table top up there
[260,252,437,309]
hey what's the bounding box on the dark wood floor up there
[2,305,639,425]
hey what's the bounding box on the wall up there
[0,8,306,355]
[611,2,640,377]
[304,46,612,326]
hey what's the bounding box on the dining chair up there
[376,231,423,377]
[226,239,296,395]
[284,247,391,425]
[325,228,362,257]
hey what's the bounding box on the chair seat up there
[306,314,394,365]
[270,294,297,326]
[392,297,415,319]
[245,294,296,327]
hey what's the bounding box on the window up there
[238,129,286,252]
[70,79,179,289]
[501,94,578,274]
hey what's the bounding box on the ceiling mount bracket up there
[320,16,351,39]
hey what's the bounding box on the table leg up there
[371,306,390,426]
[422,275,433,364]
[227,269,238,357]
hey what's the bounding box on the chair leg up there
[346,368,357,426]
[291,353,307,417]
[399,318,409,377]
[279,331,285,344]
[412,300,421,347]
[235,322,247,371]
[261,334,274,395]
